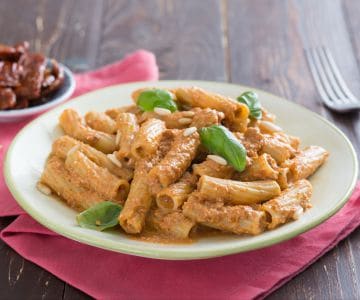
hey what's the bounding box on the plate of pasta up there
[4,81,358,259]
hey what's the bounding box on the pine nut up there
[182,111,195,117]
[178,118,192,125]
[207,154,228,166]
[37,182,52,195]
[183,127,197,137]
[107,153,122,168]
[154,107,172,116]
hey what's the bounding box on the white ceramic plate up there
[4,81,358,260]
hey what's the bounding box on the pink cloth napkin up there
[1,51,360,299]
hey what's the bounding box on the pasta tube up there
[146,209,195,239]
[262,134,295,164]
[174,87,249,132]
[85,111,117,134]
[275,133,300,150]
[190,107,224,129]
[156,172,197,210]
[138,107,223,129]
[40,156,107,211]
[59,109,116,154]
[192,158,235,179]
[277,167,290,190]
[183,192,267,235]
[147,130,200,194]
[131,118,166,159]
[115,112,139,159]
[237,127,264,158]
[262,179,313,229]
[51,135,133,180]
[119,158,156,234]
[286,146,329,180]
[198,175,281,205]
[105,105,141,120]
[236,154,278,181]
[65,149,129,202]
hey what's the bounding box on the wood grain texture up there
[0,244,65,300]
[96,0,226,80]
[228,0,360,155]
[227,0,360,298]
[0,0,360,299]
[0,0,103,72]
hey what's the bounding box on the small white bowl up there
[0,63,75,123]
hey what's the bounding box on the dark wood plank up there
[96,0,226,80]
[63,284,89,300]
[227,0,360,299]
[0,243,65,300]
[228,0,360,155]
[343,0,360,157]
[0,0,102,72]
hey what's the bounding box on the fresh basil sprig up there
[137,89,177,112]
[76,201,122,231]
[199,125,247,172]
[237,91,262,119]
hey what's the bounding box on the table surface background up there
[1,0,360,299]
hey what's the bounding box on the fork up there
[305,47,360,113]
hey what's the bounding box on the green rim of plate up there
[3,80,359,260]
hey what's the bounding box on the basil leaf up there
[199,125,247,172]
[76,201,122,231]
[137,89,177,112]
[237,91,262,119]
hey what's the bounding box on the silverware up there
[305,47,360,112]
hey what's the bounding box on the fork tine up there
[316,47,350,104]
[305,48,335,108]
[322,47,358,104]
[311,49,342,103]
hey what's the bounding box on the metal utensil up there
[305,47,360,112]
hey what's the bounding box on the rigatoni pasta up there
[118,159,154,234]
[39,86,329,243]
[182,192,267,235]
[262,179,313,229]
[192,158,235,179]
[51,135,133,180]
[131,118,166,159]
[198,175,281,205]
[114,112,139,160]
[85,111,117,134]
[146,209,195,239]
[59,109,116,154]
[147,129,200,194]
[64,148,129,202]
[156,172,197,210]
[174,86,249,132]
[41,156,110,211]
[284,146,329,181]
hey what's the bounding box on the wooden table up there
[1,0,359,298]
